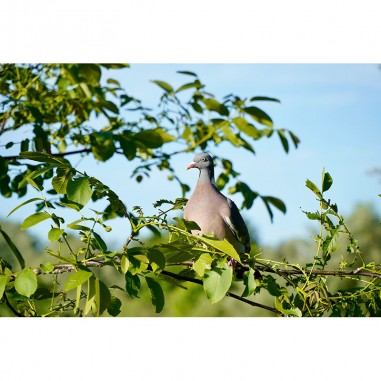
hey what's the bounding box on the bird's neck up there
[198,167,215,185]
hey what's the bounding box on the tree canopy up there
[0,63,380,317]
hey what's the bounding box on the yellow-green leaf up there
[20,212,50,230]
[64,270,92,291]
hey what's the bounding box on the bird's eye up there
[202,158,206,161]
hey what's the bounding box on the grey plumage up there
[184,153,251,254]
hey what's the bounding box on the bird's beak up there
[186,162,197,170]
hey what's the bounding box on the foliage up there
[0,64,379,317]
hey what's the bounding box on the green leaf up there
[303,211,321,221]
[242,268,256,297]
[18,165,55,189]
[15,269,37,298]
[48,228,64,242]
[78,64,101,85]
[98,100,119,114]
[159,242,201,264]
[107,295,122,316]
[305,179,322,198]
[202,98,229,116]
[274,297,302,317]
[121,256,130,274]
[7,197,44,217]
[277,129,289,153]
[67,177,93,208]
[0,275,10,300]
[151,80,174,93]
[0,226,25,269]
[19,151,70,165]
[134,128,175,148]
[262,196,287,214]
[92,231,108,252]
[118,135,137,160]
[203,263,233,304]
[20,212,50,230]
[232,117,261,139]
[199,236,241,262]
[67,218,90,231]
[40,262,54,274]
[220,123,244,147]
[101,63,130,69]
[147,248,166,273]
[52,167,75,194]
[145,277,165,313]
[106,78,121,86]
[177,70,198,77]
[175,80,202,93]
[289,130,300,148]
[250,96,280,103]
[64,270,93,291]
[216,173,229,190]
[193,253,213,277]
[90,132,116,162]
[174,216,200,231]
[322,171,333,193]
[84,276,110,316]
[125,272,141,298]
[243,106,273,127]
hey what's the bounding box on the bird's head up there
[186,153,214,170]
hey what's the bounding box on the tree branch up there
[160,269,282,315]
[3,148,93,161]
[255,263,381,279]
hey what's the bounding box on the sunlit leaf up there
[18,165,55,189]
[19,151,70,165]
[306,179,322,198]
[203,262,233,304]
[0,275,10,300]
[52,167,75,194]
[242,268,256,297]
[202,98,229,116]
[151,80,174,93]
[232,117,261,139]
[67,177,93,208]
[198,236,241,262]
[134,128,175,148]
[64,270,93,291]
[7,197,44,217]
[20,212,50,230]
[48,228,64,242]
[243,106,273,127]
[15,269,37,298]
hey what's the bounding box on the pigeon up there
[184,152,251,256]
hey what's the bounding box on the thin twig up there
[160,269,282,316]
[254,264,381,279]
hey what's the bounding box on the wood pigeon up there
[184,152,251,255]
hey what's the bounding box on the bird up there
[183,152,251,257]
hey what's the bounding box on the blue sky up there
[1,64,381,248]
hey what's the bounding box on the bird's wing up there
[223,198,251,253]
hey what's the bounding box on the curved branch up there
[160,269,282,316]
